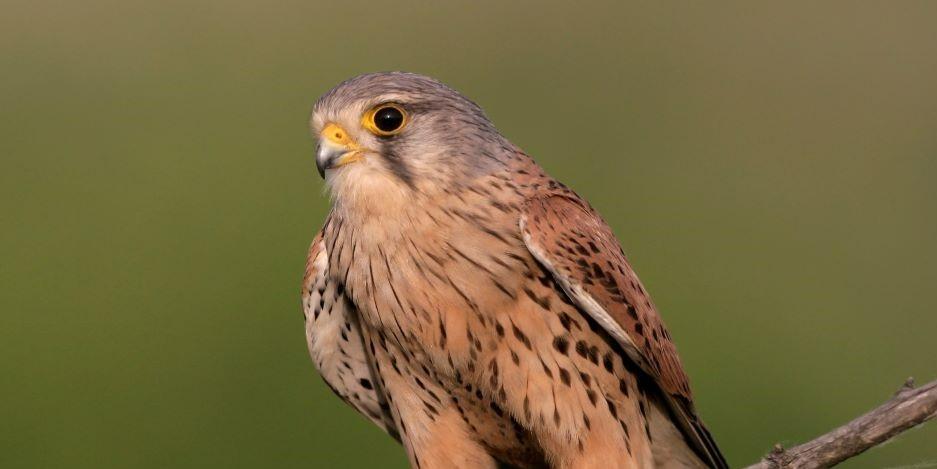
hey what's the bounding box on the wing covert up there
[520,193,727,469]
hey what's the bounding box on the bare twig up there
[744,378,937,469]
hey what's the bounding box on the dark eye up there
[372,106,405,133]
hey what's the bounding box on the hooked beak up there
[316,123,365,178]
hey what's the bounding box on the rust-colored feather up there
[302,231,324,292]
[521,192,727,469]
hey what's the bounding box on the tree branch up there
[744,378,937,469]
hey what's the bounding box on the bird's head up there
[310,72,514,209]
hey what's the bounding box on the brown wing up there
[520,193,727,469]
[303,230,399,440]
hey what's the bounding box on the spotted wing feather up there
[520,193,727,469]
[303,232,399,440]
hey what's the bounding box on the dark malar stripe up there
[379,142,417,189]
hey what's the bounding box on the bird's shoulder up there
[518,186,727,468]
[520,189,692,399]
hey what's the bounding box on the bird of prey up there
[302,72,726,469]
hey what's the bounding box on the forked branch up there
[744,378,937,469]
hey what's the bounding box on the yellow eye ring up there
[362,103,408,136]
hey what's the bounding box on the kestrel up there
[302,72,726,469]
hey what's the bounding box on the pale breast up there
[303,235,398,439]
[327,186,532,369]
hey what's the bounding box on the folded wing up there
[520,193,727,469]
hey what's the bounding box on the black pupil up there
[374,107,404,132]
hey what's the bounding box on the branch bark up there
[744,378,937,469]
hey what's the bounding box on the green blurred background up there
[2,1,935,467]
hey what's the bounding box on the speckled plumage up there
[302,72,726,469]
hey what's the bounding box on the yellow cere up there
[321,122,359,148]
[319,122,365,167]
